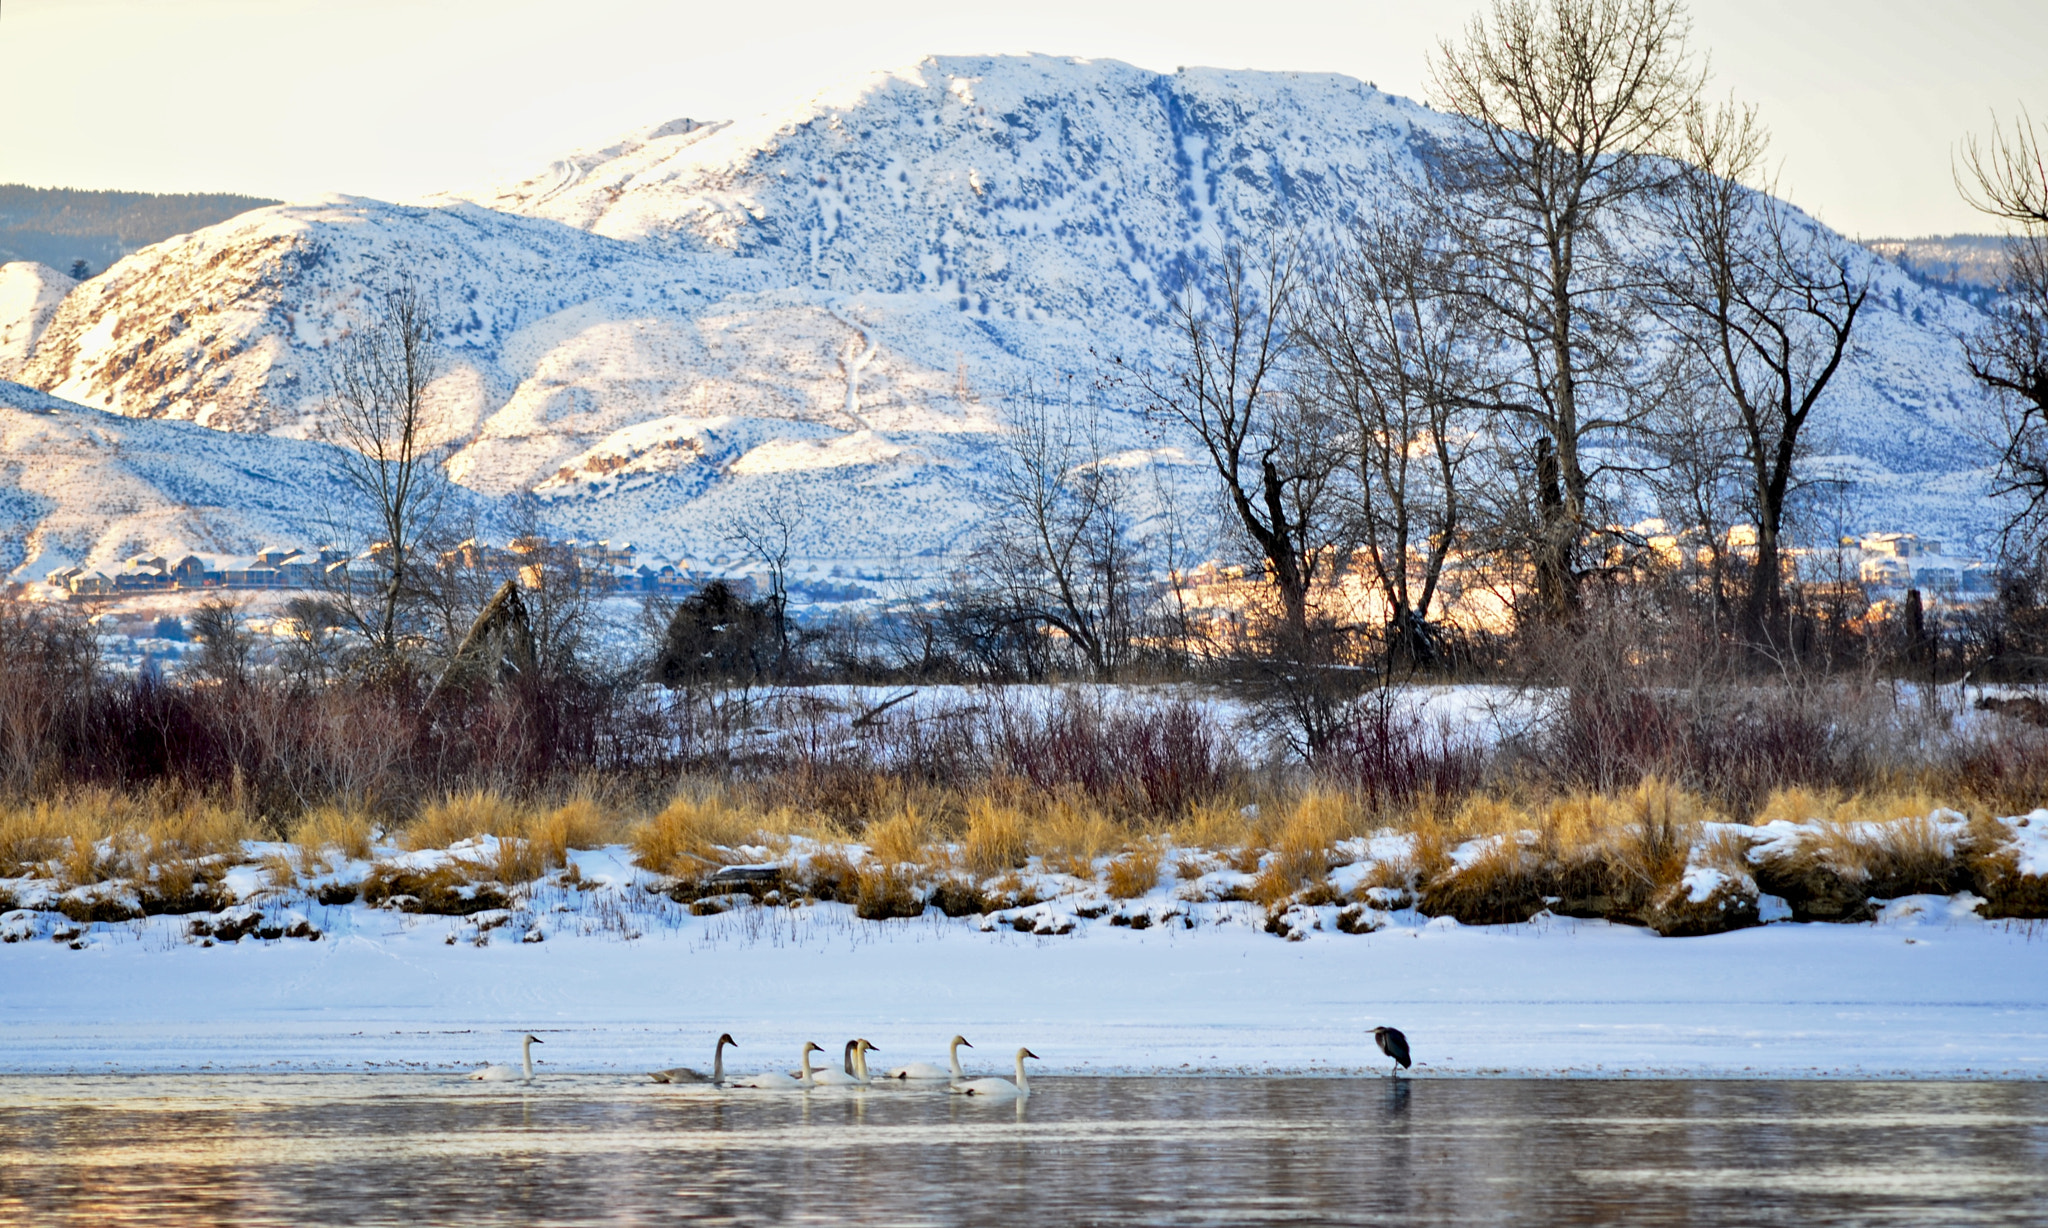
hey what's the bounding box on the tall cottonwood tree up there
[1958,109,2048,558]
[1430,0,1705,621]
[1134,247,1344,655]
[1295,212,1492,670]
[1654,102,1865,646]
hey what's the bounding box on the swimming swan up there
[809,1038,877,1086]
[949,1047,1037,1098]
[649,1033,736,1084]
[885,1035,972,1081]
[469,1033,542,1082]
[728,1042,820,1089]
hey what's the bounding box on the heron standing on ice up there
[1373,1026,1411,1076]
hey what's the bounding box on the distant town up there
[44,538,697,599]
[43,530,1992,611]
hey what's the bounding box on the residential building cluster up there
[44,538,715,599]
[1846,533,1992,595]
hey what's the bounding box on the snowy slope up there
[0,379,359,578]
[0,262,73,380]
[7,55,2009,577]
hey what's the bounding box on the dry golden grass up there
[0,790,256,888]
[289,805,375,863]
[1269,793,1352,879]
[0,801,68,876]
[259,849,301,891]
[1104,842,1162,899]
[1755,786,1950,829]
[404,790,528,851]
[960,798,1029,878]
[1031,797,1123,877]
[1180,800,1257,853]
[526,796,620,869]
[628,791,773,878]
[1447,793,1525,841]
[1694,827,1755,879]
[854,862,923,919]
[864,804,933,867]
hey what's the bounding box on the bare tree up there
[727,495,804,680]
[1653,101,1866,646]
[187,597,254,685]
[1639,350,1746,632]
[1130,246,1343,655]
[318,277,450,669]
[275,595,347,687]
[974,384,1148,680]
[1959,109,2048,560]
[1958,107,2048,228]
[1430,0,1706,621]
[1296,212,1492,671]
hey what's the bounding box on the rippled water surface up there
[2,1075,2045,1226]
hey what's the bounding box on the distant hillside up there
[1864,234,2015,308]
[2,56,2011,578]
[0,185,279,276]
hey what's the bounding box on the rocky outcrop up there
[1642,868,1763,938]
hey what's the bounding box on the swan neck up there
[1014,1053,1029,1094]
[713,1039,727,1082]
[800,1049,814,1080]
[948,1038,964,1080]
[852,1045,870,1082]
[521,1036,534,1080]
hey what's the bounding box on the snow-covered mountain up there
[0,379,357,578]
[2,55,2008,585]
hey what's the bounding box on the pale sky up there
[0,0,2040,238]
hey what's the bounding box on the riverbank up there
[3,842,2042,1079]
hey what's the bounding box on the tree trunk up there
[1533,437,1573,620]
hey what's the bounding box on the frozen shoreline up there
[4,861,2042,1080]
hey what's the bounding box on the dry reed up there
[960,798,1029,879]
[1104,843,1163,899]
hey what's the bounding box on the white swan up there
[809,1038,876,1086]
[649,1033,736,1084]
[727,1042,819,1090]
[469,1033,542,1082]
[885,1035,972,1082]
[949,1047,1037,1099]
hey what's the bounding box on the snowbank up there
[3,842,2042,1080]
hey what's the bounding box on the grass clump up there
[854,863,924,920]
[290,805,375,863]
[961,798,1029,878]
[1031,797,1121,878]
[404,790,527,852]
[1104,843,1162,899]
[525,795,621,870]
[360,861,510,915]
[863,804,933,868]
[1248,793,1352,906]
[628,791,766,878]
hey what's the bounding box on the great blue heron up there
[1373,1026,1411,1075]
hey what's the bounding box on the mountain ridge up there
[0,54,2012,586]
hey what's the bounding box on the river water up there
[1,1075,2044,1226]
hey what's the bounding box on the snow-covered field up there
[5,842,2042,1081]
